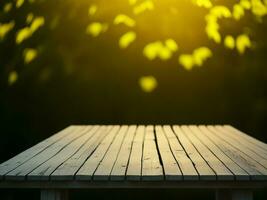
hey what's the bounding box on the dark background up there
[1,0,267,199]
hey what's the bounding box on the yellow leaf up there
[26,13,34,24]
[193,0,212,8]
[210,6,232,18]
[16,0,24,8]
[16,27,32,44]
[3,3,12,13]
[86,22,108,37]
[119,31,136,49]
[224,35,235,49]
[179,54,194,70]
[205,23,221,43]
[88,4,97,16]
[193,47,212,66]
[165,39,178,52]
[24,48,38,64]
[0,21,15,40]
[30,17,45,32]
[143,40,177,60]
[133,0,154,15]
[251,0,267,17]
[236,34,251,54]
[233,4,245,20]
[8,71,18,85]
[240,0,251,9]
[143,41,162,60]
[139,76,157,92]
[114,14,136,27]
[158,46,172,60]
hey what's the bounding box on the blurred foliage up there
[0,0,267,92]
[0,0,267,161]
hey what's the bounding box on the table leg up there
[216,189,253,200]
[40,189,68,200]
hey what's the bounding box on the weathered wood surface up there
[1,125,267,186]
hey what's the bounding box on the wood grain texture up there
[0,126,74,179]
[181,126,234,180]
[225,125,267,152]
[209,126,267,174]
[75,126,120,180]
[51,126,111,181]
[142,125,163,181]
[190,126,249,181]
[1,125,267,184]
[5,126,91,180]
[155,125,182,180]
[163,125,199,180]
[216,126,267,161]
[204,126,267,180]
[126,125,145,181]
[173,125,216,180]
[28,126,100,181]
[110,125,136,181]
[93,126,128,181]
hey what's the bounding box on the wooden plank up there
[216,126,267,160]
[0,126,75,179]
[5,126,90,180]
[225,125,267,152]
[155,125,182,180]
[142,125,164,181]
[181,126,234,180]
[163,125,199,180]
[201,126,267,180]
[110,125,137,181]
[51,126,112,181]
[172,125,216,180]
[28,126,101,180]
[93,126,128,181]
[75,126,120,180]
[189,126,249,180]
[126,125,145,181]
[210,126,267,170]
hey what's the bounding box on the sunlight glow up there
[1,0,267,92]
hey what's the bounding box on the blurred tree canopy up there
[0,0,267,162]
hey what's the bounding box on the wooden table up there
[0,125,267,200]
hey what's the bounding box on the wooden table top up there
[0,125,267,189]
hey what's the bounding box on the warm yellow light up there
[139,76,158,92]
